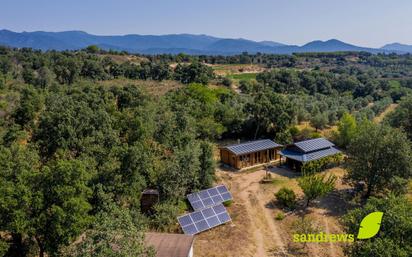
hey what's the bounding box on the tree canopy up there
[345,121,412,198]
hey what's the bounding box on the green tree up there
[32,159,93,257]
[35,67,54,88]
[81,59,106,80]
[150,201,181,232]
[22,65,36,85]
[275,187,297,209]
[335,113,357,148]
[0,239,8,257]
[62,202,155,257]
[310,113,328,131]
[343,195,412,257]
[34,89,118,159]
[174,62,214,85]
[198,141,215,189]
[85,45,100,54]
[246,88,293,139]
[0,144,40,257]
[386,96,412,140]
[53,57,81,84]
[345,121,412,198]
[298,173,336,207]
[12,86,43,128]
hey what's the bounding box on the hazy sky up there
[1,0,412,47]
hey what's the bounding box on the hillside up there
[0,29,405,55]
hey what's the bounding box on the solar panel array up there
[294,138,335,153]
[303,147,341,162]
[281,147,341,163]
[225,139,282,155]
[187,185,232,211]
[178,203,231,235]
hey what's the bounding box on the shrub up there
[223,200,233,207]
[275,212,285,221]
[298,174,336,207]
[275,187,297,209]
[0,239,9,257]
[289,126,300,139]
[301,153,343,173]
[221,77,232,87]
[150,201,181,232]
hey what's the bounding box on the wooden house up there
[145,232,194,257]
[280,138,341,172]
[220,139,282,169]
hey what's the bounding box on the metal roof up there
[145,232,194,257]
[280,147,341,163]
[223,139,282,156]
[294,138,335,153]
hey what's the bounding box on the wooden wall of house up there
[220,147,281,170]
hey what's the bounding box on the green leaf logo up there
[357,211,383,239]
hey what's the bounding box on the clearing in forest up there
[194,167,351,257]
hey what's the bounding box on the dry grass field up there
[372,103,398,123]
[209,64,267,76]
[97,78,183,96]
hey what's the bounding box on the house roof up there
[223,139,282,156]
[145,232,194,257]
[294,138,335,153]
[280,146,341,163]
[142,189,159,195]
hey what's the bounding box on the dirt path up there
[228,170,286,256]
[195,167,348,257]
[373,103,398,123]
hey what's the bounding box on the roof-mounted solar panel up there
[225,139,282,155]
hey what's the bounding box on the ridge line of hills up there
[1,29,411,55]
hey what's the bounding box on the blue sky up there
[1,0,412,47]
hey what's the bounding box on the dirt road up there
[232,170,286,256]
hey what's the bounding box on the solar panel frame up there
[187,185,233,211]
[294,138,335,153]
[177,203,231,235]
[225,139,282,156]
[280,147,341,163]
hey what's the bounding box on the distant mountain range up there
[381,43,412,53]
[0,29,411,55]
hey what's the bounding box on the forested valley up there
[1,45,412,257]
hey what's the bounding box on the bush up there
[298,174,336,207]
[275,187,297,209]
[301,153,343,173]
[275,212,285,221]
[0,239,9,257]
[223,200,233,207]
[150,201,181,232]
[221,77,232,87]
[289,126,300,139]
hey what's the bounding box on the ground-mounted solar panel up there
[177,203,231,235]
[187,185,233,211]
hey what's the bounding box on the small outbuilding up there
[140,189,159,215]
[220,139,283,169]
[145,232,194,257]
[280,138,341,172]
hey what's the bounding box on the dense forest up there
[0,45,412,256]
